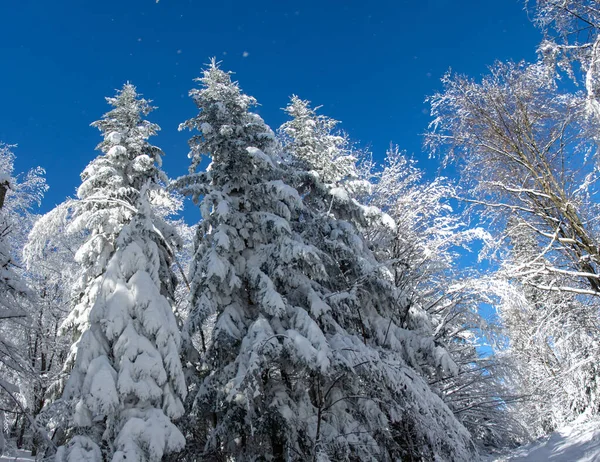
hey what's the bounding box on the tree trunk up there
[0,412,5,456]
[0,182,8,210]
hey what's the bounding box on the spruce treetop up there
[79,83,166,206]
[179,59,275,176]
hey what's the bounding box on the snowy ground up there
[2,421,600,462]
[488,417,600,461]
[0,450,34,461]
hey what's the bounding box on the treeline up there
[1,1,600,461]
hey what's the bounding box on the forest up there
[2,0,600,461]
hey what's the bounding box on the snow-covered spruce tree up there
[174,61,311,459]
[196,91,477,460]
[280,95,359,187]
[55,84,186,462]
[176,60,473,461]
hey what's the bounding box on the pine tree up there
[56,85,186,462]
[174,61,474,461]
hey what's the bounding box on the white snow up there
[488,417,600,461]
[329,187,350,202]
[246,146,274,168]
[0,450,35,461]
[106,131,122,144]
[380,211,397,230]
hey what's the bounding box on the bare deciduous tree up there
[427,60,600,297]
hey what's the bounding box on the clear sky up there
[1,0,541,215]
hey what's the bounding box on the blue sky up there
[1,0,540,214]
